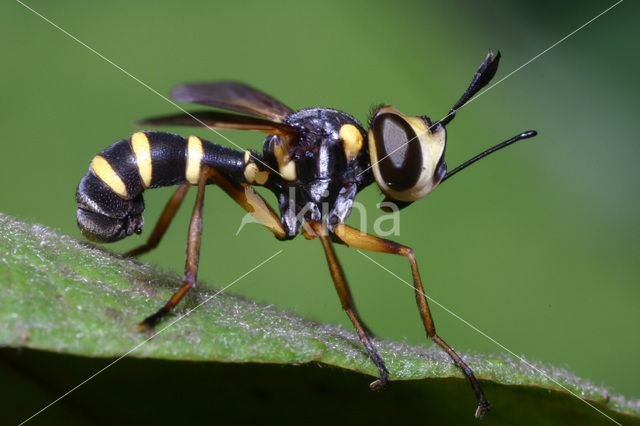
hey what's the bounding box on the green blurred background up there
[1,0,638,407]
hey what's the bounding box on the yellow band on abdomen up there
[91,155,128,198]
[131,132,152,188]
[186,136,204,184]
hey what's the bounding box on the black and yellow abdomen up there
[76,131,249,242]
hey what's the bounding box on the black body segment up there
[96,139,146,197]
[77,173,142,219]
[201,139,247,184]
[144,131,246,188]
[146,131,189,188]
[76,173,145,242]
[76,131,248,242]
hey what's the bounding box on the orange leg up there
[333,223,489,418]
[127,166,286,260]
[125,183,190,258]
[137,171,208,331]
[207,168,286,240]
[137,167,287,331]
[307,221,389,390]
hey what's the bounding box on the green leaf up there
[1,213,638,425]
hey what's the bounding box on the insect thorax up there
[261,108,373,238]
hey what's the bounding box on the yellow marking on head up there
[186,136,204,184]
[339,124,363,162]
[273,144,297,181]
[243,163,270,185]
[244,150,251,164]
[90,155,128,198]
[131,132,152,187]
[406,116,430,135]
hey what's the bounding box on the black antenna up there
[440,131,537,183]
[439,51,501,127]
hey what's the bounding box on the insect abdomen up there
[76,131,246,242]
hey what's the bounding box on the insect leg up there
[206,168,286,240]
[137,169,208,331]
[333,223,490,418]
[125,183,190,257]
[306,221,389,390]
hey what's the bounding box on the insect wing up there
[137,110,299,136]
[171,81,294,122]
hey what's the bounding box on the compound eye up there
[371,112,422,192]
[368,106,447,203]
